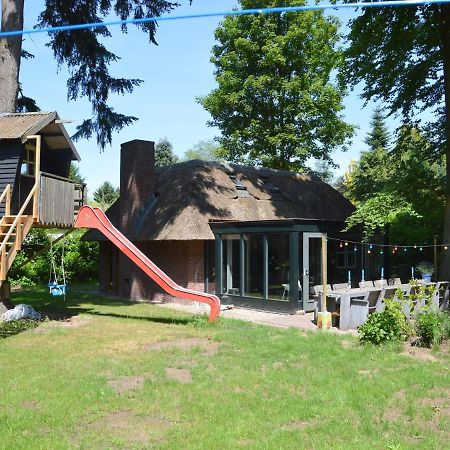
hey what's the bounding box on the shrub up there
[358,299,411,345]
[0,320,40,339]
[415,311,450,348]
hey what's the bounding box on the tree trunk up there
[0,0,24,112]
[439,3,450,280]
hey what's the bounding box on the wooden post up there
[29,135,41,221]
[5,185,10,216]
[15,219,22,251]
[317,234,331,329]
[321,235,327,312]
[0,248,6,281]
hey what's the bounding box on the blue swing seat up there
[48,281,67,296]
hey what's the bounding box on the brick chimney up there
[119,139,155,236]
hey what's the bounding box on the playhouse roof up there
[0,112,80,161]
[86,160,354,241]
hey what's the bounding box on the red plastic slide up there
[74,206,220,322]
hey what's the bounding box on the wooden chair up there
[332,282,349,291]
[374,279,388,288]
[367,289,383,314]
[338,291,370,330]
[432,281,449,310]
[376,287,398,312]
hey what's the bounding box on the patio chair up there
[431,281,449,310]
[313,284,332,296]
[367,289,383,314]
[376,287,398,312]
[359,280,374,289]
[281,281,302,301]
[332,282,349,291]
[374,279,388,288]
[338,291,370,330]
[388,277,402,286]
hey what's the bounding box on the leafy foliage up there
[36,1,184,149]
[0,320,40,339]
[415,312,449,348]
[358,299,411,345]
[183,139,225,161]
[9,230,98,285]
[200,0,354,171]
[345,192,421,241]
[92,181,119,210]
[155,138,178,166]
[343,120,445,243]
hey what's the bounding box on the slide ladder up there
[74,206,220,322]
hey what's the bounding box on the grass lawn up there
[0,286,449,449]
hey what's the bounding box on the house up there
[0,112,86,310]
[85,139,360,312]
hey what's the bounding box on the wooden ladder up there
[0,214,35,282]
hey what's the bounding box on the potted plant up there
[416,261,434,282]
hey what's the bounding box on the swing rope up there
[48,237,67,299]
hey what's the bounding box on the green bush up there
[0,320,40,339]
[415,312,450,348]
[8,229,98,285]
[358,299,411,345]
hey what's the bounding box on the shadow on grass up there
[10,285,200,326]
[85,310,193,326]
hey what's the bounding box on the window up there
[21,143,36,176]
[337,244,357,269]
[228,174,252,198]
[243,234,264,298]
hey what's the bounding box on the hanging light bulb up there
[403,247,407,252]
[344,241,349,247]
[394,246,398,252]
[445,246,448,251]
[339,242,343,248]
[414,244,417,249]
[369,244,373,250]
[419,247,423,251]
[368,249,371,254]
[354,246,357,252]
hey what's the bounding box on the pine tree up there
[364,107,390,151]
[155,138,178,167]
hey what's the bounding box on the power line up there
[1,1,449,38]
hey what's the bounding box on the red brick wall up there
[99,240,207,303]
[119,140,155,235]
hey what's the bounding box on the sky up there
[18,1,382,193]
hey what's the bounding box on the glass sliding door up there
[302,233,326,311]
[267,234,290,301]
[222,234,241,295]
[243,234,264,298]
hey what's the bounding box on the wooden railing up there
[0,184,11,216]
[39,172,86,227]
[0,185,36,280]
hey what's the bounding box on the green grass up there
[0,286,449,449]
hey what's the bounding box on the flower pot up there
[422,273,432,282]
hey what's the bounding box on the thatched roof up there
[85,160,354,241]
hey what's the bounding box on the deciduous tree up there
[200,0,353,171]
[343,1,450,275]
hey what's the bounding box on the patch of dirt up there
[21,400,40,410]
[237,439,256,446]
[108,376,146,395]
[34,315,91,333]
[401,344,439,362]
[84,410,171,445]
[165,367,192,383]
[382,407,404,422]
[281,419,318,430]
[357,369,378,377]
[393,389,407,401]
[148,337,219,356]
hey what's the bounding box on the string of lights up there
[1,0,450,38]
[326,236,448,254]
